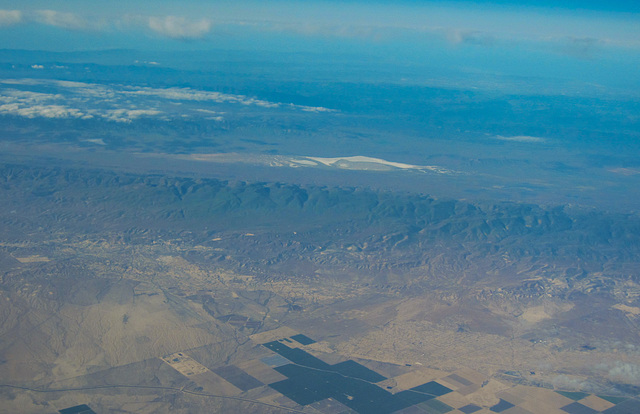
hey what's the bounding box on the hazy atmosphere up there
[1,1,639,413]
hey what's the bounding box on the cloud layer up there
[0,5,638,50]
[0,78,335,122]
[148,15,211,39]
[33,9,89,30]
[0,9,21,27]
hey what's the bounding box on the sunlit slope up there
[0,279,231,382]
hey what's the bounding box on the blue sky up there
[0,1,639,93]
[1,1,638,48]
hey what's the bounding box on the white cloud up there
[126,87,228,102]
[195,109,225,121]
[0,103,90,119]
[0,79,335,122]
[495,135,546,143]
[33,10,88,30]
[0,79,43,85]
[55,80,94,88]
[0,9,22,26]
[446,29,496,46]
[607,361,640,384]
[102,109,162,123]
[550,374,596,392]
[84,138,106,145]
[0,4,638,56]
[123,86,282,108]
[123,86,335,112]
[148,16,211,39]
[3,90,64,103]
[0,89,159,122]
[51,80,117,100]
[196,109,225,115]
[296,105,336,113]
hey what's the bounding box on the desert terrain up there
[0,163,639,413]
